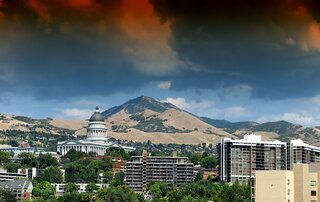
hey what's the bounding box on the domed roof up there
[89,107,104,122]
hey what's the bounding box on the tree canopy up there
[0,151,11,165]
[40,166,63,183]
[32,181,56,201]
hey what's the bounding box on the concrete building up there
[52,183,108,196]
[0,170,27,181]
[218,134,320,184]
[0,179,33,200]
[125,150,194,193]
[253,163,320,202]
[287,139,320,170]
[0,145,45,156]
[57,107,135,156]
[253,170,294,202]
[218,134,287,183]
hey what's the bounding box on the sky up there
[1,0,320,126]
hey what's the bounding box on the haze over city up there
[1,0,320,126]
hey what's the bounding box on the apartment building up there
[0,179,33,200]
[287,139,320,170]
[218,134,287,183]
[253,163,320,202]
[218,134,320,184]
[125,150,194,193]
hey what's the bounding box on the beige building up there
[253,163,320,202]
[253,170,294,202]
[125,150,194,193]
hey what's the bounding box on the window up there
[288,189,290,195]
[288,179,290,185]
[311,181,317,187]
[311,191,317,196]
[311,200,316,202]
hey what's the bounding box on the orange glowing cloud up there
[306,21,320,51]
[68,0,95,7]
[120,0,183,75]
[26,0,50,22]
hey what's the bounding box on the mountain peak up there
[126,95,157,104]
[102,96,178,117]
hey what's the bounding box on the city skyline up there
[1,0,320,126]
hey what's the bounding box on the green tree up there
[202,151,209,158]
[37,153,58,169]
[7,140,19,147]
[41,166,63,183]
[224,181,251,202]
[18,152,37,167]
[200,155,218,168]
[57,193,77,202]
[0,151,11,164]
[110,171,125,187]
[148,181,172,200]
[181,195,206,202]
[104,148,131,160]
[85,182,99,192]
[4,162,22,173]
[64,158,112,183]
[195,171,204,182]
[104,170,114,183]
[188,153,202,165]
[97,186,144,202]
[32,181,56,201]
[165,180,250,202]
[65,182,79,193]
[64,149,88,162]
[88,151,97,157]
[0,189,17,202]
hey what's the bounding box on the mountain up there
[202,117,320,144]
[0,113,77,135]
[102,96,178,117]
[100,96,235,144]
[200,117,258,131]
[2,95,320,145]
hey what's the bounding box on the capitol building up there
[57,107,135,156]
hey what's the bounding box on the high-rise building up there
[287,139,320,170]
[125,150,194,193]
[219,134,320,184]
[218,134,287,183]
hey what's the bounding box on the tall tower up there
[87,107,107,142]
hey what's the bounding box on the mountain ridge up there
[201,117,320,144]
[1,95,320,145]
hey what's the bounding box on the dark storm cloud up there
[150,0,320,99]
[2,0,320,101]
[0,0,158,99]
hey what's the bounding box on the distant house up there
[0,179,33,200]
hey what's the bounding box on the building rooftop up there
[89,107,104,122]
[0,179,32,190]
